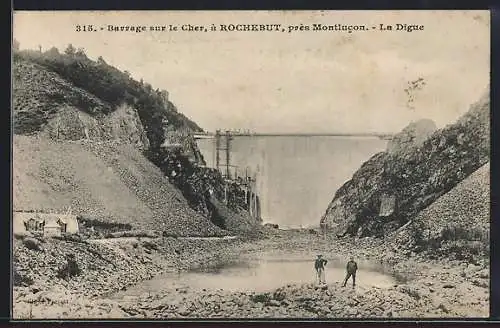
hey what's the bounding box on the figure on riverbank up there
[342,257,358,288]
[314,254,328,284]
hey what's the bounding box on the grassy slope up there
[416,162,489,233]
[413,162,489,259]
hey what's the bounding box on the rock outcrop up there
[41,104,150,149]
[321,89,489,237]
[386,119,437,154]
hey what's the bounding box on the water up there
[111,256,398,299]
[196,136,388,228]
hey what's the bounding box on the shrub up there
[272,290,286,301]
[441,226,488,242]
[251,293,271,303]
[13,268,34,287]
[22,237,43,251]
[56,256,81,280]
[439,240,488,262]
[162,232,179,238]
[407,219,426,250]
[142,240,159,250]
[53,233,86,243]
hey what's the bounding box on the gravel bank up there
[12,234,246,319]
[13,230,489,319]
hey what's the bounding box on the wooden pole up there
[225,131,231,179]
[215,130,221,173]
[253,180,257,219]
[224,183,227,204]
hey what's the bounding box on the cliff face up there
[40,104,150,149]
[321,90,490,237]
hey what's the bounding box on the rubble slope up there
[391,162,489,261]
[13,135,225,237]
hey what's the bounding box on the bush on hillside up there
[441,226,488,242]
[56,255,81,280]
[105,230,159,239]
[405,219,489,263]
[13,268,33,287]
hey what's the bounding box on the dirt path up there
[87,235,239,245]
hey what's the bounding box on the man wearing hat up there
[342,256,358,288]
[314,254,328,284]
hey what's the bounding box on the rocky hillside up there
[390,162,489,262]
[13,46,259,236]
[320,89,489,238]
[13,49,200,151]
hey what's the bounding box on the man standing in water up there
[342,256,358,288]
[315,254,328,284]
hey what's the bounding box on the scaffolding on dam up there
[194,129,261,221]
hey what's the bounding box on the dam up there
[195,131,389,228]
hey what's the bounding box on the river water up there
[196,136,388,228]
[110,255,398,300]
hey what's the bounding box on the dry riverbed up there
[12,229,489,319]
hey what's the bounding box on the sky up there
[13,10,490,134]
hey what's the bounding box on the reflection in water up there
[112,257,400,298]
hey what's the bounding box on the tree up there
[64,44,76,56]
[97,56,106,65]
[13,39,20,51]
[75,47,86,58]
[45,47,60,59]
[160,89,169,102]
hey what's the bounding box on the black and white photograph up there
[12,10,490,319]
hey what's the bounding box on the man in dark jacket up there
[342,257,358,288]
[315,254,328,284]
